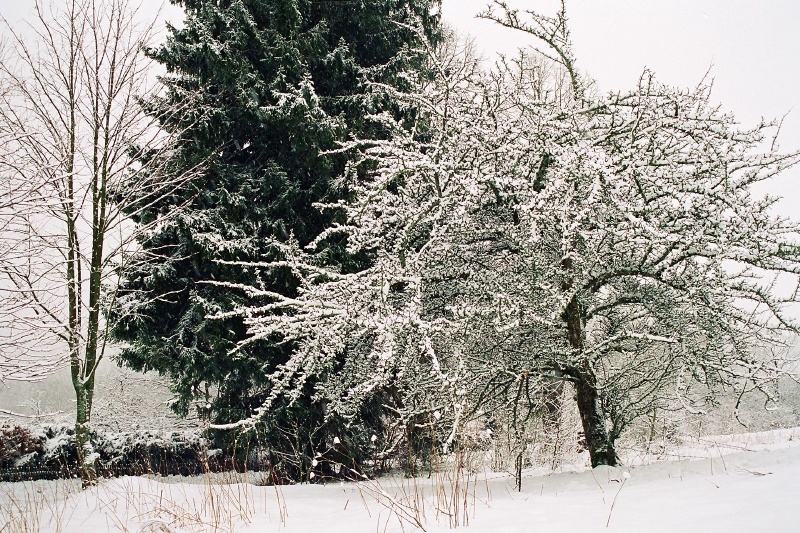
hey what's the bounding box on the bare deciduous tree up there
[0,0,198,485]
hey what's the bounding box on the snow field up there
[2,427,800,532]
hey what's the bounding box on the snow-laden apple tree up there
[221,12,800,470]
[480,0,800,466]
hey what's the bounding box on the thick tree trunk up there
[564,296,617,467]
[574,374,617,467]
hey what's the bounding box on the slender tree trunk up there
[74,381,96,486]
[564,296,617,467]
[542,379,564,466]
[76,79,107,487]
[63,2,97,485]
[542,380,563,428]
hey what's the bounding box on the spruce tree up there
[111,0,441,477]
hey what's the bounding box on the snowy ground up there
[2,428,800,532]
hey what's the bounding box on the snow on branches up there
[219,28,800,466]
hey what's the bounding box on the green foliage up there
[111,0,442,476]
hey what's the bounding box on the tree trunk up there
[564,296,617,467]
[74,382,97,487]
[574,374,616,467]
[542,379,564,467]
[542,379,563,429]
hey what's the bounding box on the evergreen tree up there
[111,0,441,476]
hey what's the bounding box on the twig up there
[605,473,629,527]
[0,407,63,419]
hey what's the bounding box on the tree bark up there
[74,382,97,487]
[574,373,616,467]
[564,296,617,467]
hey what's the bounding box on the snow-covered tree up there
[212,36,568,454]
[225,14,800,470]
[480,0,800,466]
[0,0,196,485]
[110,0,443,475]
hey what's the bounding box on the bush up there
[0,425,39,469]
[0,424,223,481]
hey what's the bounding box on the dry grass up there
[341,445,489,532]
[0,478,81,533]
[0,470,287,533]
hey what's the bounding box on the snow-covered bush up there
[0,424,225,481]
[0,425,39,470]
